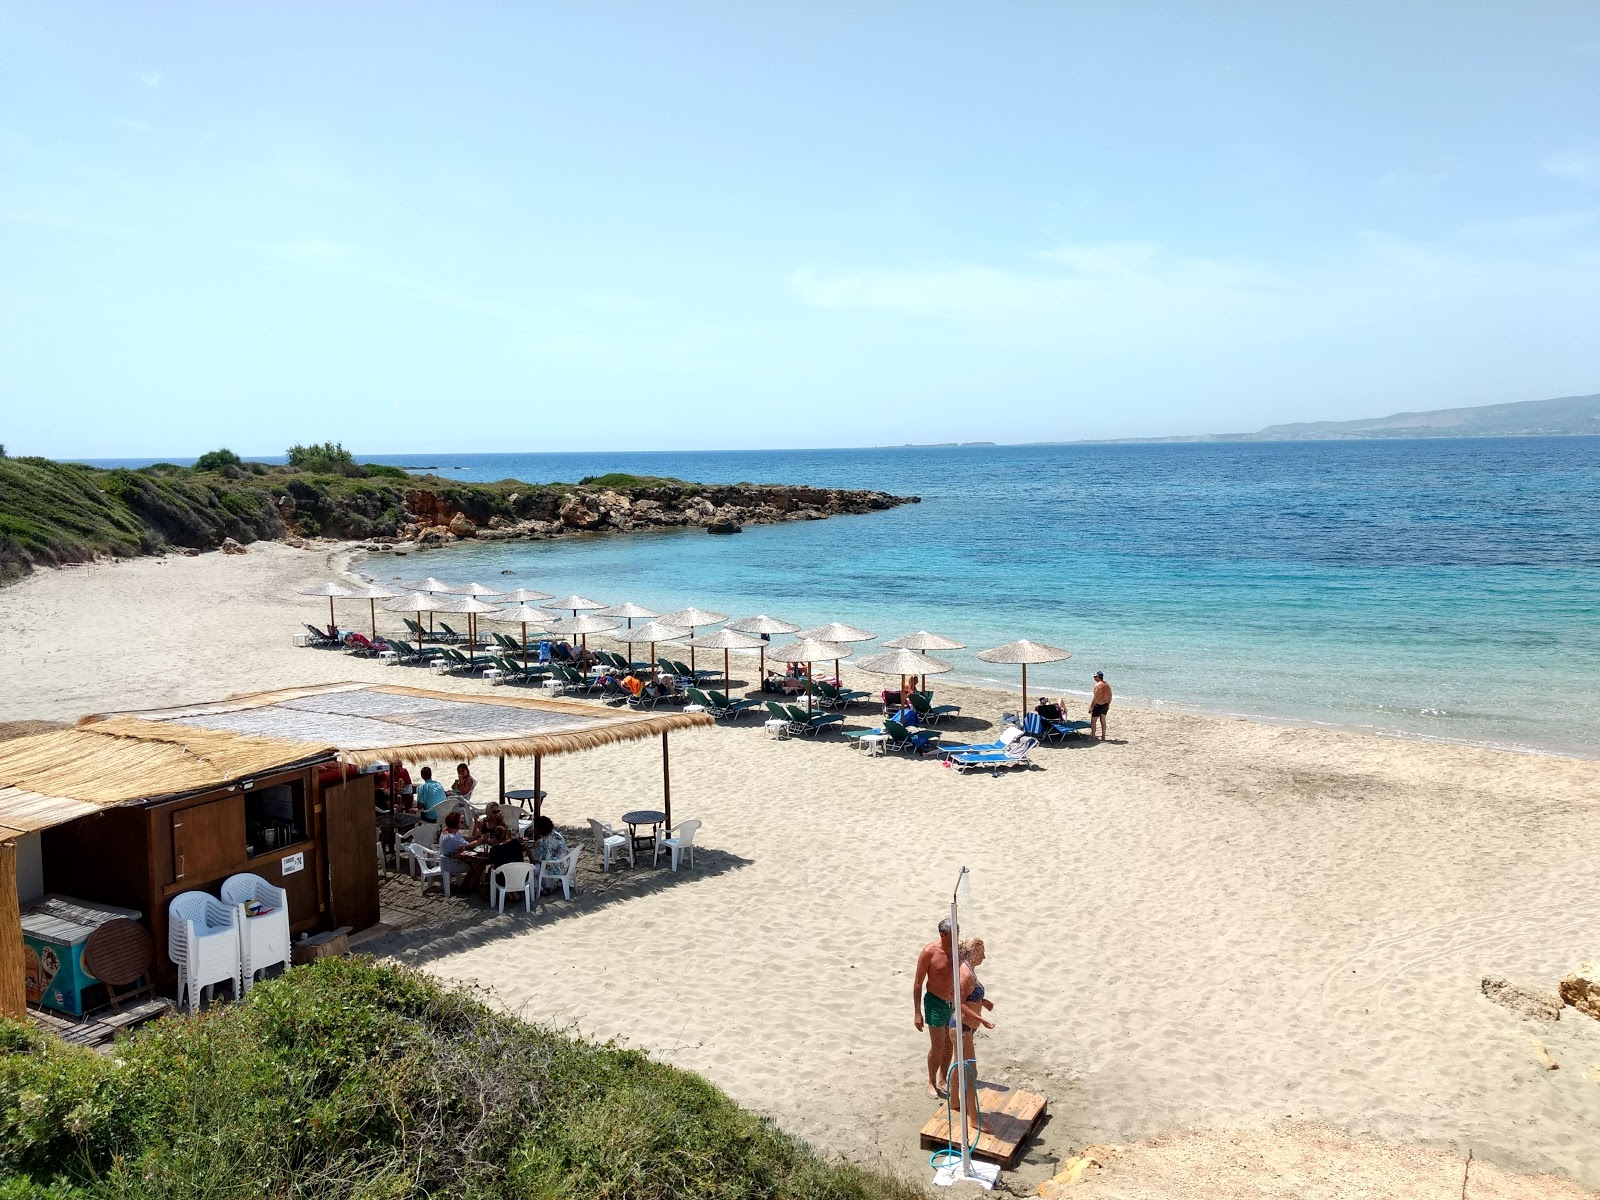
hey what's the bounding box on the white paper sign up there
[281,852,305,876]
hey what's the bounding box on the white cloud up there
[136,70,162,89]
[1541,146,1598,184]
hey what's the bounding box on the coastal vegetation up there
[0,957,912,1200]
[0,452,911,582]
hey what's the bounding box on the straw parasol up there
[794,621,875,688]
[662,607,728,674]
[545,613,621,655]
[499,587,555,604]
[884,630,967,652]
[454,582,506,598]
[382,590,461,649]
[483,603,553,663]
[543,595,605,618]
[346,583,399,638]
[766,637,853,714]
[449,596,504,665]
[595,601,660,629]
[976,639,1072,711]
[401,577,457,593]
[727,614,800,681]
[685,628,764,694]
[617,620,689,674]
[855,647,954,710]
[298,582,357,633]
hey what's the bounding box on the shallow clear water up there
[88,439,1600,754]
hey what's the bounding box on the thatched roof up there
[0,720,334,842]
[86,682,715,769]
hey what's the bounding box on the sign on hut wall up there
[281,852,305,876]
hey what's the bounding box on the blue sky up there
[3,2,1598,456]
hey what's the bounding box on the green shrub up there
[286,442,361,476]
[0,960,914,1200]
[192,449,241,472]
[361,464,411,480]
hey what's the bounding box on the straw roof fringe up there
[84,682,715,769]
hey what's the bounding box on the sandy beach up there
[4,543,1597,1197]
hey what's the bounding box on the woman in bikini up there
[951,937,996,1132]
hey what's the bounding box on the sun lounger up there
[783,704,844,736]
[950,736,1038,775]
[344,632,384,657]
[707,690,761,720]
[381,637,428,664]
[302,623,340,647]
[883,718,939,754]
[936,726,1022,757]
[909,691,961,725]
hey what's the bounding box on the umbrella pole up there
[806,662,813,716]
[328,596,335,634]
[688,629,696,674]
[521,621,529,666]
[1022,663,1028,713]
[534,754,541,820]
[498,755,505,805]
[723,648,730,694]
[662,732,672,831]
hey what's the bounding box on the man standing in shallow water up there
[912,918,964,1098]
[1089,671,1112,741]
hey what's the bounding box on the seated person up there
[416,766,449,822]
[530,815,568,888]
[437,811,487,891]
[621,672,645,698]
[575,646,597,670]
[472,801,509,840]
[453,762,477,802]
[1034,697,1065,723]
[654,671,679,698]
[485,827,529,898]
[552,640,575,662]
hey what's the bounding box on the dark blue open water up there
[85,439,1600,754]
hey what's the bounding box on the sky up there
[3,2,1599,457]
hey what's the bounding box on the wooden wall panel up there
[0,842,24,1019]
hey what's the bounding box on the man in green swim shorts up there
[912,918,959,1098]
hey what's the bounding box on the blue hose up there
[928,1056,982,1168]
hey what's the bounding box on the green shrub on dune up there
[0,959,913,1200]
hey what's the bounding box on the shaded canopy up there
[765,638,853,663]
[854,648,954,676]
[595,601,660,620]
[543,595,605,613]
[795,622,875,643]
[483,604,553,627]
[383,591,465,614]
[662,607,728,628]
[976,639,1072,665]
[500,587,555,603]
[454,582,506,598]
[884,630,967,651]
[298,582,358,599]
[619,621,690,644]
[726,614,799,636]
[685,628,764,651]
[546,614,622,637]
[401,577,458,593]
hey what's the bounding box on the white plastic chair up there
[220,872,291,994]
[536,847,582,900]
[167,890,242,1011]
[654,818,701,872]
[408,843,452,896]
[489,861,535,913]
[588,818,633,872]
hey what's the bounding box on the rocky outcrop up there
[376,482,916,549]
[1481,976,1563,1022]
[1559,962,1600,1021]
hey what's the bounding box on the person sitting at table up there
[388,763,414,809]
[438,810,487,891]
[472,801,510,840]
[485,825,529,899]
[416,766,448,822]
[453,762,477,803]
[530,815,568,888]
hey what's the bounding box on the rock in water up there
[1559,962,1600,1021]
[707,520,742,535]
[1481,976,1563,1021]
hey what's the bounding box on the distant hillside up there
[1250,392,1600,440]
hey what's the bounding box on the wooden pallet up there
[29,997,172,1048]
[919,1082,1048,1170]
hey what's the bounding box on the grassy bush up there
[577,473,684,489]
[0,959,914,1200]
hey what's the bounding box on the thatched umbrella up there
[766,637,853,715]
[884,630,967,652]
[855,647,954,712]
[400,577,461,639]
[455,582,506,598]
[685,628,764,694]
[345,583,400,639]
[795,621,875,691]
[383,590,459,647]
[500,587,554,604]
[976,639,1071,711]
[298,582,357,635]
[543,595,605,619]
[618,620,690,675]
[662,607,728,674]
[483,603,552,663]
[595,601,660,629]
[449,596,504,666]
[546,613,621,656]
[727,614,799,681]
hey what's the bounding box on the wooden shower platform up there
[918,1082,1048,1169]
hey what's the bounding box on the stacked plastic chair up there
[220,872,292,994]
[167,891,242,1012]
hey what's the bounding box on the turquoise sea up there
[90,438,1600,755]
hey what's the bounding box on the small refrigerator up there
[20,894,143,1017]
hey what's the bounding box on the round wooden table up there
[621,809,666,856]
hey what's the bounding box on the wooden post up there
[533,755,542,813]
[661,732,671,830]
[498,755,506,805]
[0,840,25,1019]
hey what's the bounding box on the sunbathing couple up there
[912,920,995,1130]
